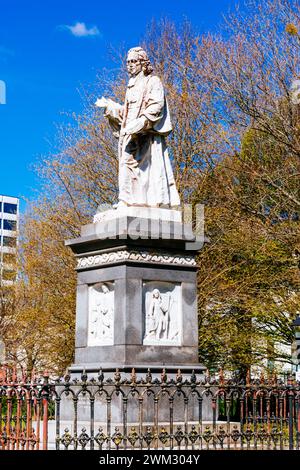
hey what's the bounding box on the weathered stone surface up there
[66,216,203,254]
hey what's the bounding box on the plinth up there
[66,206,205,376]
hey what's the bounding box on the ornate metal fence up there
[0,366,299,450]
[0,366,49,450]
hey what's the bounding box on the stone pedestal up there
[59,207,210,444]
[65,207,205,374]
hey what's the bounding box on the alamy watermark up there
[0,80,6,104]
[94,203,205,251]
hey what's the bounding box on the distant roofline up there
[0,195,20,202]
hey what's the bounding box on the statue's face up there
[127,51,142,77]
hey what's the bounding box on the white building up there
[0,195,19,286]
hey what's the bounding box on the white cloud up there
[61,22,101,37]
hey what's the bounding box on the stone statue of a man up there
[95,47,180,208]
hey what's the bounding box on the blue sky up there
[0,0,238,211]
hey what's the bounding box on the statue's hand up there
[95,97,108,108]
[123,116,147,135]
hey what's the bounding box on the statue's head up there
[127,47,153,77]
[152,289,160,299]
[101,284,109,293]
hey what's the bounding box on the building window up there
[3,220,17,231]
[2,236,17,247]
[3,203,17,215]
[2,270,17,281]
[2,253,16,265]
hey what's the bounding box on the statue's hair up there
[152,288,161,298]
[127,47,153,76]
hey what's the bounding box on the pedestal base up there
[66,208,204,375]
[61,206,210,450]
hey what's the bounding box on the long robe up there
[105,71,180,207]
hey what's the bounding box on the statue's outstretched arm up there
[95,97,124,125]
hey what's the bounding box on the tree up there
[192,0,300,372]
[197,132,300,371]
[2,206,77,375]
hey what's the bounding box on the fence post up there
[25,390,31,450]
[42,371,49,450]
[288,377,294,450]
[6,388,12,450]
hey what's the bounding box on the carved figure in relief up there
[90,284,113,341]
[147,288,171,340]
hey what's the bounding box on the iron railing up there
[0,366,299,450]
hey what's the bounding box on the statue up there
[95,46,180,208]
